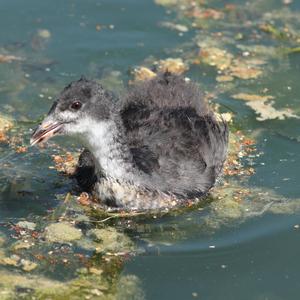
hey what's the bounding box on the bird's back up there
[122,72,209,114]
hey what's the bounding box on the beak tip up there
[29,135,39,146]
[30,121,63,147]
[29,139,36,147]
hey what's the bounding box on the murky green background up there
[1,0,300,299]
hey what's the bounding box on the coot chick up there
[31,73,228,211]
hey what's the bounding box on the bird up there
[30,73,228,211]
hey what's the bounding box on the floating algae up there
[156,58,188,74]
[44,222,83,243]
[1,0,300,298]
[245,100,299,121]
[0,269,143,300]
[199,47,233,71]
[0,193,142,299]
[132,66,157,82]
[153,0,300,121]
[0,54,22,63]
[230,93,299,120]
[87,227,134,254]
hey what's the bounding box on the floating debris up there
[87,227,134,253]
[37,29,51,39]
[11,241,33,251]
[15,146,27,153]
[216,75,234,82]
[31,29,52,50]
[199,47,233,71]
[0,54,22,63]
[0,235,5,247]
[160,21,189,32]
[0,131,8,143]
[78,192,91,206]
[52,152,78,175]
[132,67,156,82]
[89,267,103,275]
[95,24,102,31]
[0,255,20,267]
[229,63,262,80]
[0,114,14,144]
[45,222,83,243]
[230,85,298,122]
[191,8,224,21]
[20,259,37,272]
[157,57,188,74]
[0,114,13,131]
[218,112,233,123]
[232,93,274,102]
[154,0,178,6]
[246,100,299,121]
[259,23,290,40]
[16,221,36,231]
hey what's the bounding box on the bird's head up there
[30,77,114,146]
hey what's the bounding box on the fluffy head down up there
[30,78,116,145]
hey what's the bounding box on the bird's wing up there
[121,105,228,197]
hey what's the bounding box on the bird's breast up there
[93,177,181,210]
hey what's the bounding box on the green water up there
[1,0,300,299]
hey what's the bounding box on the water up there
[1,0,300,299]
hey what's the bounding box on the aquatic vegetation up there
[0,114,14,142]
[132,66,157,82]
[232,93,275,102]
[51,153,79,176]
[0,192,141,299]
[0,0,300,298]
[156,57,188,74]
[159,21,189,33]
[155,0,300,122]
[199,47,233,71]
[44,222,83,243]
[245,99,299,121]
[0,54,23,63]
[231,93,299,120]
[131,57,188,82]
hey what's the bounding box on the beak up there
[30,118,64,146]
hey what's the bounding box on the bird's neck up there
[82,118,136,181]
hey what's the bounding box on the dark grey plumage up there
[31,73,228,211]
[75,73,228,208]
[74,148,97,192]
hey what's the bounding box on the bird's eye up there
[71,101,82,110]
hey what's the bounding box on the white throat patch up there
[75,118,132,180]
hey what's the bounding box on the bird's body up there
[31,73,228,211]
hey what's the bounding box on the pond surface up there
[1,0,300,299]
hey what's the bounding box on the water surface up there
[0,0,300,299]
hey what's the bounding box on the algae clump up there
[45,222,83,243]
